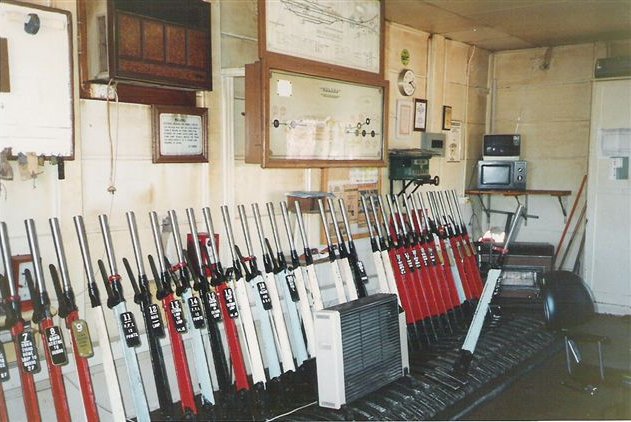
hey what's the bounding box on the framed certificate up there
[414,99,427,132]
[152,105,208,163]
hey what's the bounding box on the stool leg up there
[564,336,573,376]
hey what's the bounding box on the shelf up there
[465,189,571,197]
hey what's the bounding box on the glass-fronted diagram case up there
[245,61,388,168]
[263,0,382,75]
[267,70,385,165]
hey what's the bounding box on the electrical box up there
[83,0,212,91]
[0,1,74,157]
[421,132,446,157]
[389,149,431,180]
[610,157,629,180]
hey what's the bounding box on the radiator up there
[315,293,404,409]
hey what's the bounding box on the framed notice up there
[396,99,413,139]
[152,106,208,163]
[261,0,383,75]
[446,120,463,162]
[321,167,381,243]
[442,105,453,131]
[413,99,427,132]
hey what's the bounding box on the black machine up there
[389,149,439,195]
[477,160,527,190]
[483,134,521,160]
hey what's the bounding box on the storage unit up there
[82,0,212,91]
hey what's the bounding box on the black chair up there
[541,270,608,385]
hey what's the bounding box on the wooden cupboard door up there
[113,9,211,90]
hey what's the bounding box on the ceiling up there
[385,0,631,51]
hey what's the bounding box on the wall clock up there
[398,69,416,96]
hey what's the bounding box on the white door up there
[583,78,631,315]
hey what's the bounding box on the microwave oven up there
[483,134,521,160]
[477,160,527,190]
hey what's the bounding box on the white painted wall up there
[476,45,597,252]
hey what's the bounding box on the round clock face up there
[398,69,416,96]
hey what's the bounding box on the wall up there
[385,24,490,199]
[0,0,493,418]
[477,44,598,255]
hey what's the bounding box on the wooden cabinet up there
[81,0,211,94]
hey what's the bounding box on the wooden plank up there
[0,38,9,93]
[465,189,571,197]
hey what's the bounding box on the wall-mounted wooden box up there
[82,0,211,91]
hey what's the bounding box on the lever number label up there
[207,291,222,321]
[188,296,205,329]
[356,261,369,284]
[45,326,68,366]
[0,342,10,382]
[120,312,141,347]
[223,287,239,319]
[169,300,187,333]
[148,304,165,338]
[285,273,300,302]
[257,281,272,310]
[19,330,40,373]
[71,319,95,358]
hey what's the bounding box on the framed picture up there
[11,255,34,312]
[413,99,427,132]
[396,99,414,139]
[152,105,208,163]
[442,105,452,131]
[260,0,384,75]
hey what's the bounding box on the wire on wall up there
[105,79,119,197]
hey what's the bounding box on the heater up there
[315,294,405,409]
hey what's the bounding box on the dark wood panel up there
[118,59,208,85]
[187,29,208,70]
[112,10,211,90]
[118,13,141,58]
[142,20,165,62]
[115,83,196,107]
[166,25,187,66]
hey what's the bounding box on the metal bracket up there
[478,194,538,227]
[390,176,439,197]
[557,196,568,220]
